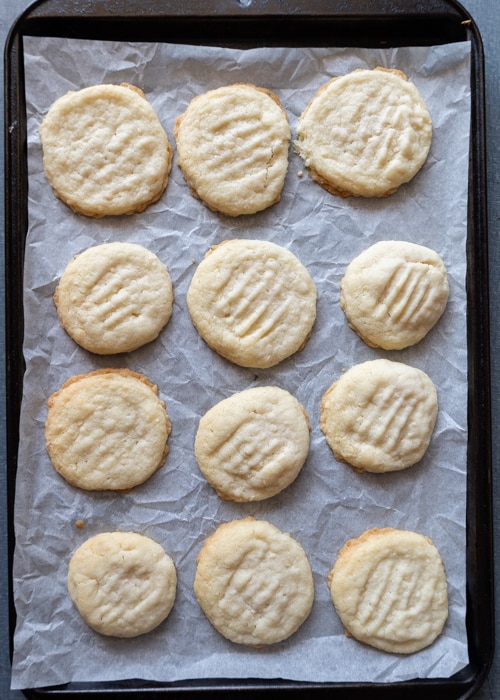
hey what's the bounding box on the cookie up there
[320,359,437,473]
[174,83,290,216]
[340,240,449,350]
[194,517,314,646]
[187,239,317,368]
[54,242,173,354]
[295,67,432,198]
[39,83,172,217]
[45,369,171,491]
[328,528,448,654]
[194,386,310,502]
[68,532,177,637]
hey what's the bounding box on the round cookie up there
[54,242,173,354]
[187,239,317,368]
[328,528,448,654]
[320,359,438,473]
[45,368,171,491]
[68,532,177,637]
[194,517,314,646]
[341,240,449,350]
[174,83,290,216]
[39,83,172,217]
[194,386,310,502]
[295,67,432,198]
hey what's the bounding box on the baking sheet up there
[11,36,471,690]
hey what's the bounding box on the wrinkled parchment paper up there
[11,37,471,689]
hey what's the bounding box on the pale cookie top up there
[45,369,171,491]
[194,386,310,502]
[67,532,177,638]
[39,83,172,217]
[295,68,432,198]
[328,528,448,654]
[320,359,438,473]
[187,239,317,368]
[194,517,314,646]
[174,83,290,216]
[54,242,173,354]
[340,240,449,350]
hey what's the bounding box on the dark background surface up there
[1,1,498,698]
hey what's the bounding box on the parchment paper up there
[11,36,471,689]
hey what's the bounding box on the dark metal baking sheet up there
[4,0,492,698]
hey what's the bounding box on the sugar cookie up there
[320,359,438,473]
[194,517,314,646]
[46,369,170,491]
[341,240,449,350]
[40,83,172,216]
[194,386,310,501]
[295,68,432,197]
[54,242,173,354]
[68,532,177,637]
[187,239,317,368]
[328,528,448,654]
[174,83,290,216]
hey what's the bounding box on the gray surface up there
[1,0,498,697]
